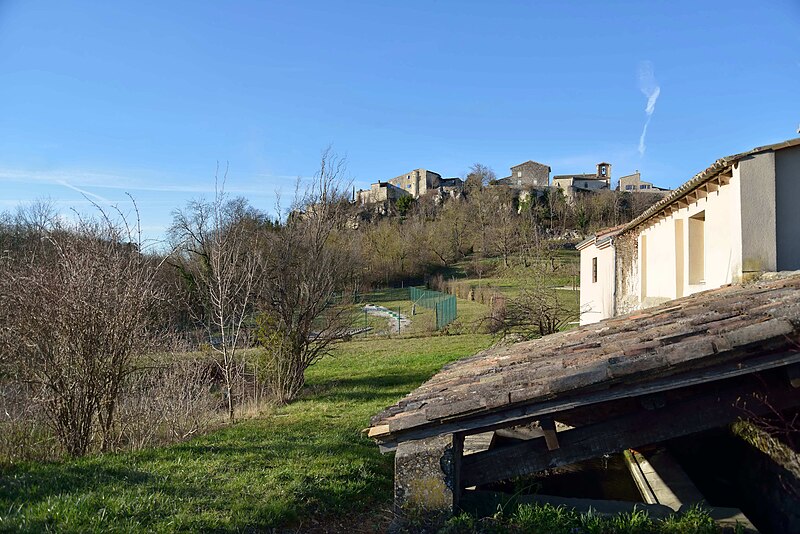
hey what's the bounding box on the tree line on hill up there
[0,153,661,460]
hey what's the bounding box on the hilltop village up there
[354,159,670,209]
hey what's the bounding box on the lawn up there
[0,252,584,532]
[0,334,493,532]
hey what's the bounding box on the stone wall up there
[356,182,409,204]
[614,231,640,316]
[509,161,550,187]
[387,169,442,199]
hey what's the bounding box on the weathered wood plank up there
[540,417,559,451]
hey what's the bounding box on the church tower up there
[596,162,612,186]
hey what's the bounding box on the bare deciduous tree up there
[257,148,358,404]
[169,169,267,421]
[465,162,496,193]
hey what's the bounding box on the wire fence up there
[409,287,457,330]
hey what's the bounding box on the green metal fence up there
[409,287,457,330]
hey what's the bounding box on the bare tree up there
[495,260,577,339]
[465,162,496,194]
[169,169,267,421]
[0,203,163,456]
[257,148,358,404]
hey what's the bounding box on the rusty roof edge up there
[618,137,800,235]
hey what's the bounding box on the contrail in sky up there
[638,61,661,156]
[58,180,112,204]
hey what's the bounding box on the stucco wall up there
[775,145,800,270]
[598,144,796,318]
[632,176,744,303]
[579,242,615,324]
[737,152,777,273]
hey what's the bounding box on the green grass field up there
[0,335,493,532]
[0,252,589,532]
[0,251,733,533]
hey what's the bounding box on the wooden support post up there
[540,417,560,451]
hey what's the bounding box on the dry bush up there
[114,358,223,451]
[0,208,164,457]
[502,282,576,338]
[0,381,58,463]
[256,149,359,404]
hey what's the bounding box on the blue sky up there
[1,0,798,242]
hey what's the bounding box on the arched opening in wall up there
[689,212,706,285]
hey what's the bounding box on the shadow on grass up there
[0,462,155,504]
[0,423,394,531]
[303,370,438,404]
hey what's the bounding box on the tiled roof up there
[623,138,800,233]
[576,224,626,250]
[552,174,600,180]
[369,274,800,443]
[511,160,550,170]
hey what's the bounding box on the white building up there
[618,171,669,193]
[552,162,612,201]
[578,138,800,325]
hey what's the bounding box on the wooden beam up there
[376,351,800,450]
[540,417,560,451]
[460,373,800,488]
[369,425,390,438]
[706,181,719,193]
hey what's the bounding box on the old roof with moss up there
[369,274,800,446]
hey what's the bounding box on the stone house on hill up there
[386,168,442,198]
[618,171,670,194]
[577,138,800,325]
[355,181,408,205]
[356,168,445,204]
[497,160,551,187]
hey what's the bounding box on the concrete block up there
[394,434,460,520]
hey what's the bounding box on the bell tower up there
[596,162,612,185]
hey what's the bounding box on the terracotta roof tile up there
[369,274,800,442]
